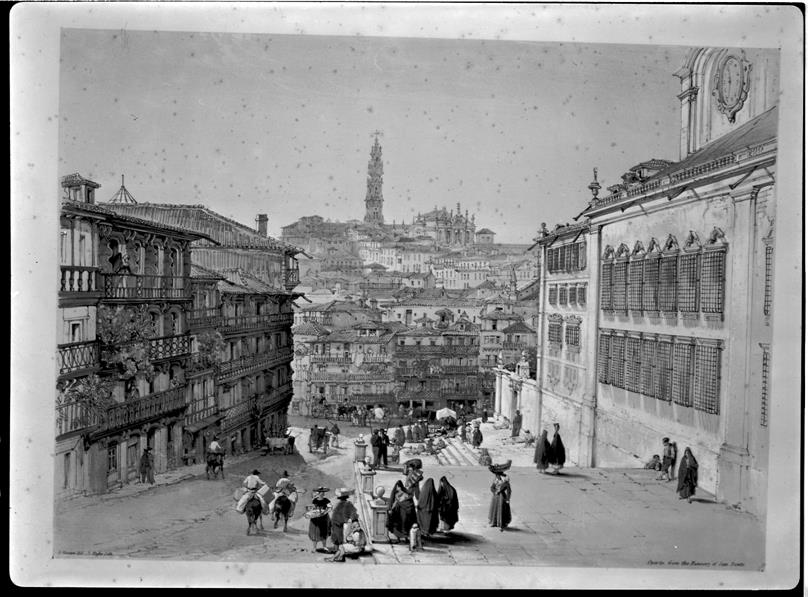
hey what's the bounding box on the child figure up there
[644,455,662,471]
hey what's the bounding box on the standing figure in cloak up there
[676,447,699,503]
[416,477,439,538]
[437,475,459,532]
[548,423,566,475]
[413,422,423,442]
[481,409,488,424]
[387,460,422,542]
[511,410,523,438]
[394,425,406,448]
[307,486,332,553]
[330,488,358,549]
[405,424,414,443]
[487,461,512,532]
[533,429,551,474]
[370,429,382,467]
[471,424,483,448]
[459,419,467,443]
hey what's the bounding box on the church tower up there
[364,132,385,225]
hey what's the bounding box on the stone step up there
[443,442,477,467]
[436,447,461,466]
[448,438,481,466]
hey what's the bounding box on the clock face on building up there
[719,56,743,106]
[713,52,751,123]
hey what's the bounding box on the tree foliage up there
[97,305,155,380]
[57,374,115,430]
[194,329,226,368]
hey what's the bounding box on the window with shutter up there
[641,337,656,397]
[656,340,673,402]
[672,341,695,407]
[625,336,641,393]
[700,249,726,314]
[693,343,721,414]
[600,262,613,310]
[677,253,700,312]
[610,335,625,388]
[628,260,644,311]
[642,257,659,311]
[659,255,678,311]
[598,332,610,383]
[613,260,628,311]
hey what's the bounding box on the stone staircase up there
[435,437,481,467]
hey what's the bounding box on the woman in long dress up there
[533,430,550,473]
[437,475,459,532]
[487,463,512,532]
[676,447,699,503]
[416,477,440,537]
[548,423,566,474]
[307,487,332,552]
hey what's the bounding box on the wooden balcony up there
[185,399,219,427]
[258,381,293,412]
[60,265,100,294]
[220,313,294,335]
[360,354,390,363]
[100,273,190,301]
[283,268,300,290]
[56,396,101,438]
[216,347,293,382]
[57,340,100,377]
[502,342,532,351]
[394,345,478,356]
[104,385,186,432]
[188,308,222,329]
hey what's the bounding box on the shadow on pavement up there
[540,471,591,479]
[423,531,486,546]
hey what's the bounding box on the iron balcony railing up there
[216,347,294,382]
[442,365,480,375]
[259,381,293,411]
[57,340,100,376]
[60,266,100,293]
[220,313,294,334]
[148,334,192,361]
[311,355,353,364]
[105,385,186,432]
[502,342,532,351]
[360,354,390,363]
[100,273,190,301]
[309,372,394,383]
[394,345,478,356]
[188,308,222,328]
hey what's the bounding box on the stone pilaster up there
[716,186,758,508]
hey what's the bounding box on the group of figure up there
[645,437,699,503]
[386,459,460,549]
[307,487,369,562]
[235,468,298,516]
[532,423,566,474]
[370,428,391,468]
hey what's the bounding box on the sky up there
[59,29,691,244]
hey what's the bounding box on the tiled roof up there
[476,228,495,235]
[190,264,226,280]
[481,310,522,320]
[502,321,535,334]
[62,200,214,242]
[217,268,287,295]
[586,105,778,215]
[292,321,331,336]
[97,203,299,253]
[398,327,441,337]
[61,172,100,188]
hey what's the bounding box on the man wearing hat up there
[236,469,268,513]
[139,447,154,485]
[330,488,358,549]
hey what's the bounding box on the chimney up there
[256,214,268,237]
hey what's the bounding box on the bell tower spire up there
[364,131,385,226]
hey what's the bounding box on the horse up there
[244,493,265,535]
[272,494,293,532]
[206,452,224,480]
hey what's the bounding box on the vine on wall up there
[97,304,156,381]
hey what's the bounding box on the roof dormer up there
[61,172,100,204]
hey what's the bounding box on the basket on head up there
[488,459,512,475]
